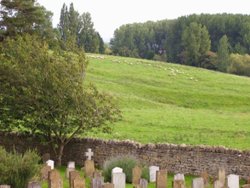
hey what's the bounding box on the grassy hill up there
[85,54,250,150]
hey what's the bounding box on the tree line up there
[111,14,250,76]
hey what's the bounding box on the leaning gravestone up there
[149,166,159,182]
[156,169,167,188]
[0,185,11,188]
[41,165,51,180]
[218,168,226,187]
[73,176,85,188]
[102,183,114,188]
[28,181,41,188]
[69,171,81,188]
[112,167,125,188]
[49,170,63,188]
[46,160,54,170]
[139,179,148,188]
[91,176,104,188]
[227,174,239,188]
[192,177,204,188]
[132,166,142,185]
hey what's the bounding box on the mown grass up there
[83,54,250,150]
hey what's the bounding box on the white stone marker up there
[192,177,204,188]
[227,174,239,188]
[67,161,75,169]
[112,167,126,188]
[149,165,159,182]
[85,148,94,160]
[174,173,185,181]
[46,159,54,170]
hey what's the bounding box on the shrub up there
[0,147,40,188]
[102,155,149,183]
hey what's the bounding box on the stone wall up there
[0,132,249,179]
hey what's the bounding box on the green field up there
[84,54,250,150]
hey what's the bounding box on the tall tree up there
[217,35,230,72]
[181,22,211,66]
[0,35,120,165]
[0,0,53,40]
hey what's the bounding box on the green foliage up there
[217,35,230,72]
[103,155,149,183]
[0,147,40,188]
[0,35,120,165]
[228,53,250,76]
[181,22,211,66]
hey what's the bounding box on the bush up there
[102,155,149,183]
[0,147,40,188]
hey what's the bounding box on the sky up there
[37,0,250,42]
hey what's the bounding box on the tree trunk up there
[56,143,64,166]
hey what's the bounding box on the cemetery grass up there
[85,54,250,150]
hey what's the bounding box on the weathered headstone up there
[85,148,94,160]
[227,174,239,188]
[46,160,54,170]
[41,165,51,180]
[69,171,81,188]
[84,159,95,177]
[213,180,223,188]
[192,177,204,188]
[91,176,104,188]
[218,168,226,186]
[200,171,209,187]
[67,167,75,178]
[173,180,185,188]
[42,153,50,163]
[139,179,148,188]
[28,181,41,188]
[49,170,63,188]
[102,183,114,188]
[0,185,11,188]
[174,173,185,181]
[156,170,167,188]
[73,176,85,188]
[132,166,142,185]
[112,167,126,188]
[149,166,159,182]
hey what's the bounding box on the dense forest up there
[111,14,250,76]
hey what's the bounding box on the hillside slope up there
[85,54,250,150]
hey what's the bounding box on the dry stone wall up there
[0,132,249,179]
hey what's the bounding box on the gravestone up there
[112,167,126,188]
[192,177,204,188]
[132,166,142,185]
[46,160,54,170]
[174,173,185,181]
[173,180,185,188]
[42,153,50,163]
[91,176,104,188]
[28,181,41,188]
[69,171,81,188]
[156,170,167,188]
[49,170,63,188]
[248,177,250,184]
[67,167,75,178]
[227,174,239,188]
[41,165,51,180]
[66,161,76,178]
[213,180,223,188]
[200,171,209,187]
[139,179,148,188]
[84,160,95,177]
[73,176,85,188]
[102,183,114,188]
[242,185,250,188]
[0,185,11,188]
[149,166,159,182]
[218,168,226,186]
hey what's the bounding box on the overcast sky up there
[37,0,250,42]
